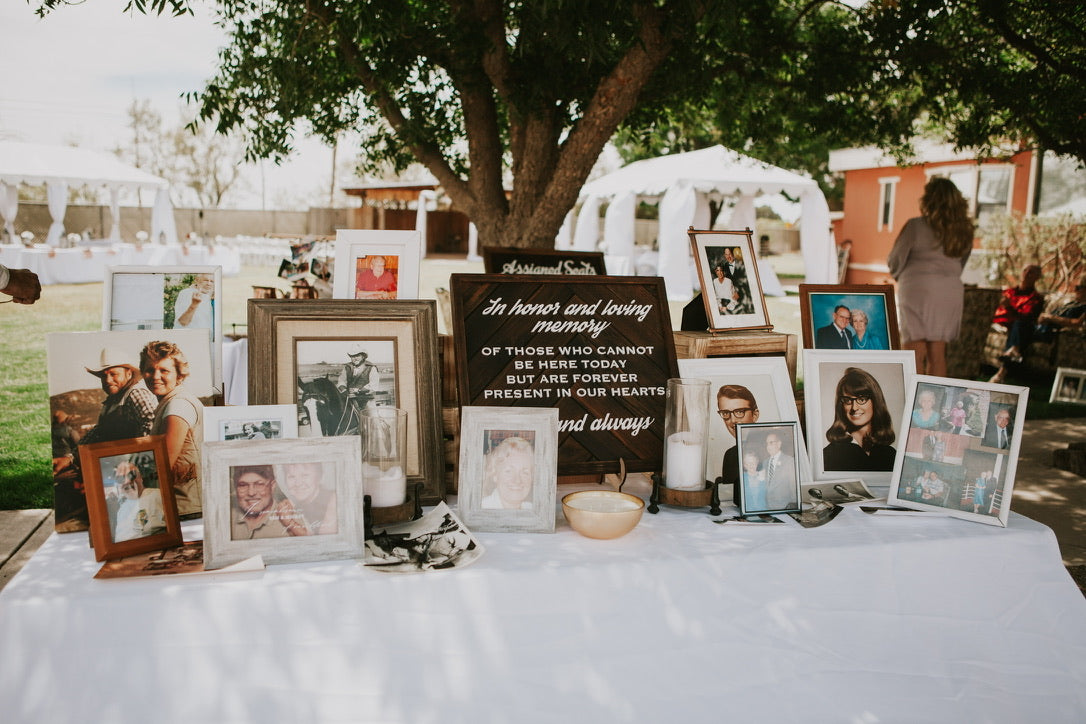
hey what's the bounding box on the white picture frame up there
[677,357,808,498]
[202,436,366,569]
[1049,367,1086,404]
[202,404,299,443]
[802,349,916,487]
[887,375,1028,527]
[735,421,803,516]
[331,229,421,300]
[103,265,223,395]
[456,406,559,533]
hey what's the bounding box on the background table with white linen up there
[0,243,240,284]
[1,502,1084,723]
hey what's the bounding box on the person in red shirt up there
[990,264,1044,383]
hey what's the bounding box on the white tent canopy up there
[575,145,834,298]
[0,141,176,246]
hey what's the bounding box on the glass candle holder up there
[662,378,710,490]
[360,407,409,508]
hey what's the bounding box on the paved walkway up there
[1,419,1083,593]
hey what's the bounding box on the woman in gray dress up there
[887,178,974,376]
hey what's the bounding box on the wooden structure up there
[342,182,470,255]
[672,330,798,386]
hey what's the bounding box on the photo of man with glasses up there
[716,384,760,503]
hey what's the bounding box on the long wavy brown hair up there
[920,177,974,258]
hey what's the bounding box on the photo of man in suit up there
[758,430,798,510]
[982,407,1014,449]
[815,305,855,349]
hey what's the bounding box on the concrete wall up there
[7,203,350,244]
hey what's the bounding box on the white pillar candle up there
[364,464,407,507]
[665,431,705,490]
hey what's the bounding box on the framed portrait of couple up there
[202,436,366,569]
[456,406,560,533]
[887,375,1028,527]
[803,349,916,487]
[688,228,772,332]
[331,229,421,300]
[799,284,900,351]
[734,421,803,516]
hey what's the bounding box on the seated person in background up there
[1035,278,1086,341]
[989,264,1044,383]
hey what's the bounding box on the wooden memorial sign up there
[450,274,678,475]
[482,246,607,276]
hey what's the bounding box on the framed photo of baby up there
[799,284,900,351]
[888,375,1028,527]
[688,228,771,332]
[802,349,915,486]
[456,406,559,533]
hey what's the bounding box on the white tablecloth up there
[1,503,1084,723]
[0,243,241,284]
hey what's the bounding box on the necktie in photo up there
[999,429,1007,448]
[767,457,777,482]
[840,329,850,348]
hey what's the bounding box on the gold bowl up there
[561,490,645,540]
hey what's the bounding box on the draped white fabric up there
[728,193,757,232]
[578,145,836,283]
[602,190,635,257]
[467,222,481,261]
[414,190,436,258]
[151,187,179,246]
[571,194,600,251]
[657,184,698,300]
[554,211,573,250]
[0,182,17,243]
[44,181,67,247]
[108,187,122,243]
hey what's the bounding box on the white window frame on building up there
[928,164,1015,227]
[877,176,898,232]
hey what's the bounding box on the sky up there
[0,1,334,209]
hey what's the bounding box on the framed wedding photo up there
[203,404,299,443]
[799,284,900,351]
[887,375,1028,527]
[802,349,915,486]
[331,229,421,300]
[79,436,183,562]
[456,406,560,533]
[103,265,224,390]
[688,228,771,332]
[735,421,802,516]
[202,436,366,569]
[1049,367,1086,404]
[247,298,444,503]
[677,357,808,498]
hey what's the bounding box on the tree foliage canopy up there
[37,0,1086,248]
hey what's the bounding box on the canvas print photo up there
[48,329,215,531]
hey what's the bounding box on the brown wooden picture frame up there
[482,246,607,276]
[247,299,444,504]
[689,228,772,333]
[450,274,679,476]
[79,435,183,562]
[798,284,901,351]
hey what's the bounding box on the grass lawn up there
[1,258,1082,510]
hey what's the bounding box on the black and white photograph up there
[365,502,484,573]
[735,421,803,516]
[203,404,298,442]
[803,349,914,485]
[295,339,397,437]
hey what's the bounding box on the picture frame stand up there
[364,482,425,537]
[647,474,722,516]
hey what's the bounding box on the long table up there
[1,497,1084,723]
[0,243,241,284]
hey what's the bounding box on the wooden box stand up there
[672,330,797,386]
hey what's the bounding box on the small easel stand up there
[647,475,721,516]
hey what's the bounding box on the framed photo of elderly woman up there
[798,284,900,351]
[688,228,772,332]
[247,298,444,504]
[201,436,366,569]
[103,266,223,393]
[331,229,421,300]
[79,435,183,562]
[802,349,916,487]
[887,375,1028,527]
[456,406,560,533]
[735,421,803,516]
